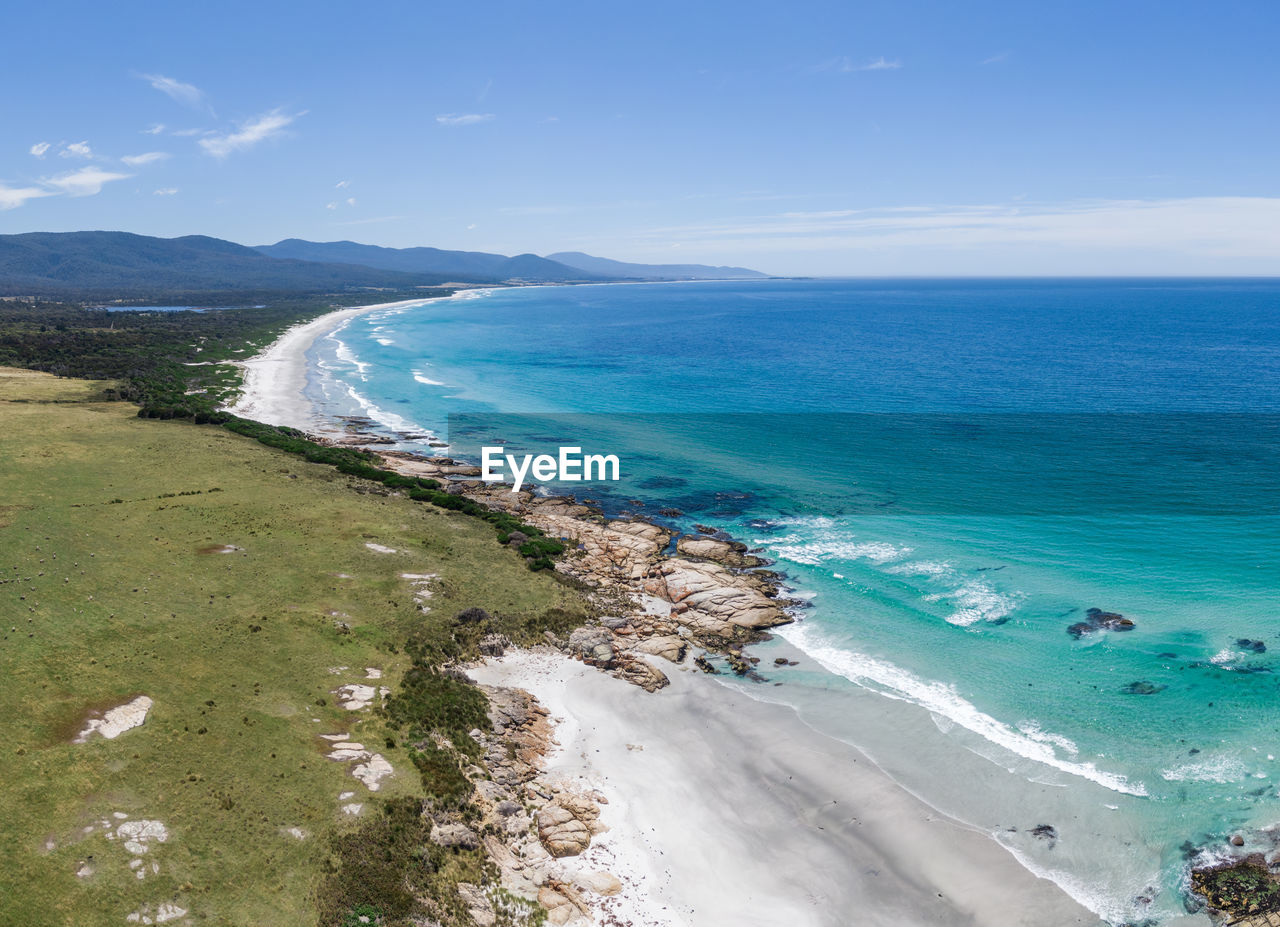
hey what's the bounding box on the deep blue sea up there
[305,279,1280,924]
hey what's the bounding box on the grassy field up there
[0,368,586,926]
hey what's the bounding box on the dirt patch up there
[0,504,30,528]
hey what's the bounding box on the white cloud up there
[143,123,166,135]
[153,187,179,196]
[171,127,208,137]
[140,73,206,108]
[436,113,494,126]
[981,51,1011,65]
[346,197,356,207]
[859,56,901,71]
[335,180,350,189]
[630,197,1280,272]
[122,151,170,167]
[29,142,51,158]
[329,215,404,226]
[61,141,93,159]
[44,166,132,197]
[326,202,337,210]
[0,184,54,210]
[816,56,902,74]
[199,109,302,158]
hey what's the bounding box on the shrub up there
[385,663,489,758]
[316,798,429,926]
[409,741,474,806]
[455,607,491,625]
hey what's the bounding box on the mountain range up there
[546,251,765,280]
[0,231,768,298]
[255,239,593,283]
[256,240,767,282]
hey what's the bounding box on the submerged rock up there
[693,655,720,674]
[1068,607,1136,639]
[1237,638,1267,654]
[1120,681,1166,695]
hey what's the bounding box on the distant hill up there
[0,232,771,300]
[0,231,450,298]
[546,251,767,280]
[256,239,598,283]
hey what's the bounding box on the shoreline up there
[469,647,1098,927]
[227,293,1104,925]
[222,294,462,428]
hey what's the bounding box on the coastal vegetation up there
[0,366,588,926]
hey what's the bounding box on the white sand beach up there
[470,649,1099,927]
[224,296,451,428]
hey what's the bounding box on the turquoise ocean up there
[303,279,1280,924]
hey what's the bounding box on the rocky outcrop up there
[483,686,552,787]
[567,627,614,665]
[456,882,496,927]
[430,822,480,850]
[376,448,800,689]
[643,558,790,640]
[1191,854,1280,922]
[536,794,604,858]
[453,681,617,917]
[631,634,687,664]
[371,449,802,923]
[538,880,591,925]
[477,633,508,657]
[676,535,766,568]
[612,653,670,692]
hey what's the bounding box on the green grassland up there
[0,368,586,926]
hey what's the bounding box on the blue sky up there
[2,0,1278,275]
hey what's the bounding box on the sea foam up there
[925,579,1021,626]
[783,623,1147,796]
[1161,754,1248,784]
[764,520,912,566]
[342,385,429,437]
